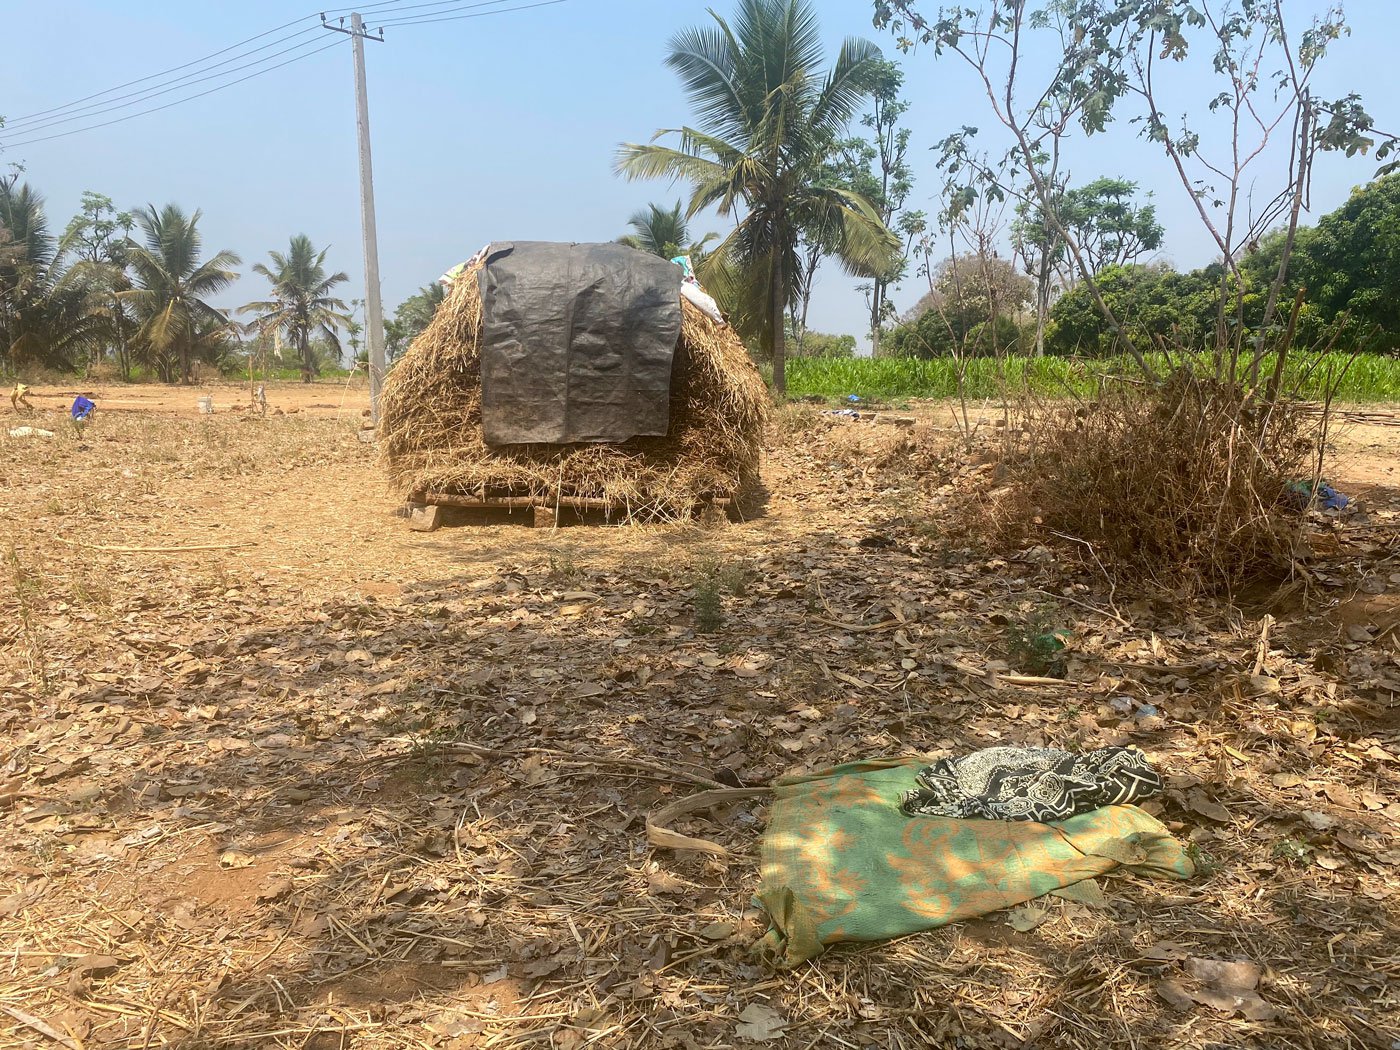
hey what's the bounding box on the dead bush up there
[993,371,1321,594]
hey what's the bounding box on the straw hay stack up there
[380,263,769,519]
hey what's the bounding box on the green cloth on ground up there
[756,757,1194,967]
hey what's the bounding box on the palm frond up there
[801,185,900,278]
[615,141,729,189]
[811,36,885,138]
[665,21,749,142]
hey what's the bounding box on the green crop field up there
[784,352,1400,403]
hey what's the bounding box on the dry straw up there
[379,263,769,520]
[991,371,1319,594]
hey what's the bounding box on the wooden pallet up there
[405,490,731,532]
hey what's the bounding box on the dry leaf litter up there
[0,398,1397,1049]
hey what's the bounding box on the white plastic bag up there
[681,280,726,325]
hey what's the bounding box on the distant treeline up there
[877,175,1400,361]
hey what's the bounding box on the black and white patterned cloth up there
[899,746,1163,822]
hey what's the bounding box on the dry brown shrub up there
[993,371,1320,594]
[379,262,769,520]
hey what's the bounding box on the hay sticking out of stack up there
[380,263,768,520]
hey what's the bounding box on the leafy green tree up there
[885,251,1030,358]
[791,62,916,357]
[240,234,350,383]
[788,326,857,358]
[59,191,137,377]
[885,306,1022,359]
[1013,177,1162,356]
[617,0,899,395]
[1061,179,1163,277]
[933,251,1031,339]
[345,298,365,365]
[0,179,105,372]
[844,60,917,357]
[122,204,241,384]
[875,0,1393,385]
[1010,183,1062,357]
[385,282,445,361]
[1292,175,1400,350]
[789,140,862,353]
[60,191,134,267]
[1046,263,1225,357]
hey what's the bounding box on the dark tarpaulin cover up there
[477,241,683,446]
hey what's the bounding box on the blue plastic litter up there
[847,394,863,404]
[71,396,95,420]
[1286,479,1349,511]
[1316,484,1349,511]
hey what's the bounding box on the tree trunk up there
[1251,95,1313,394]
[301,330,312,384]
[114,301,131,381]
[870,278,885,359]
[1034,253,1051,357]
[770,250,786,398]
[798,282,813,353]
[794,244,821,359]
[180,337,191,385]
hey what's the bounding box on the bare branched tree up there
[873,0,1397,396]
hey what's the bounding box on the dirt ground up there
[16,377,376,419]
[1,381,1398,1050]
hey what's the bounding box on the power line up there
[2,31,333,136]
[0,0,572,151]
[0,1,423,131]
[4,13,324,125]
[378,0,568,28]
[353,0,519,18]
[4,0,555,134]
[0,37,350,150]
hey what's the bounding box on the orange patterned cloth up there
[756,757,1193,967]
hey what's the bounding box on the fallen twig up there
[55,538,255,554]
[647,786,769,857]
[1047,531,1123,620]
[1033,586,1131,628]
[1,1005,79,1050]
[813,616,901,634]
[1252,613,1276,677]
[940,658,1070,688]
[440,741,729,791]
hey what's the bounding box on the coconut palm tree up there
[616,0,898,395]
[123,204,241,384]
[0,179,105,372]
[618,200,717,261]
[240,234,351,383]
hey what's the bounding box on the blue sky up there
[3,0,1397,352]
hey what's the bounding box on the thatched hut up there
[380,241,768,522]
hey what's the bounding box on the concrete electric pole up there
[323,13,387,425]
